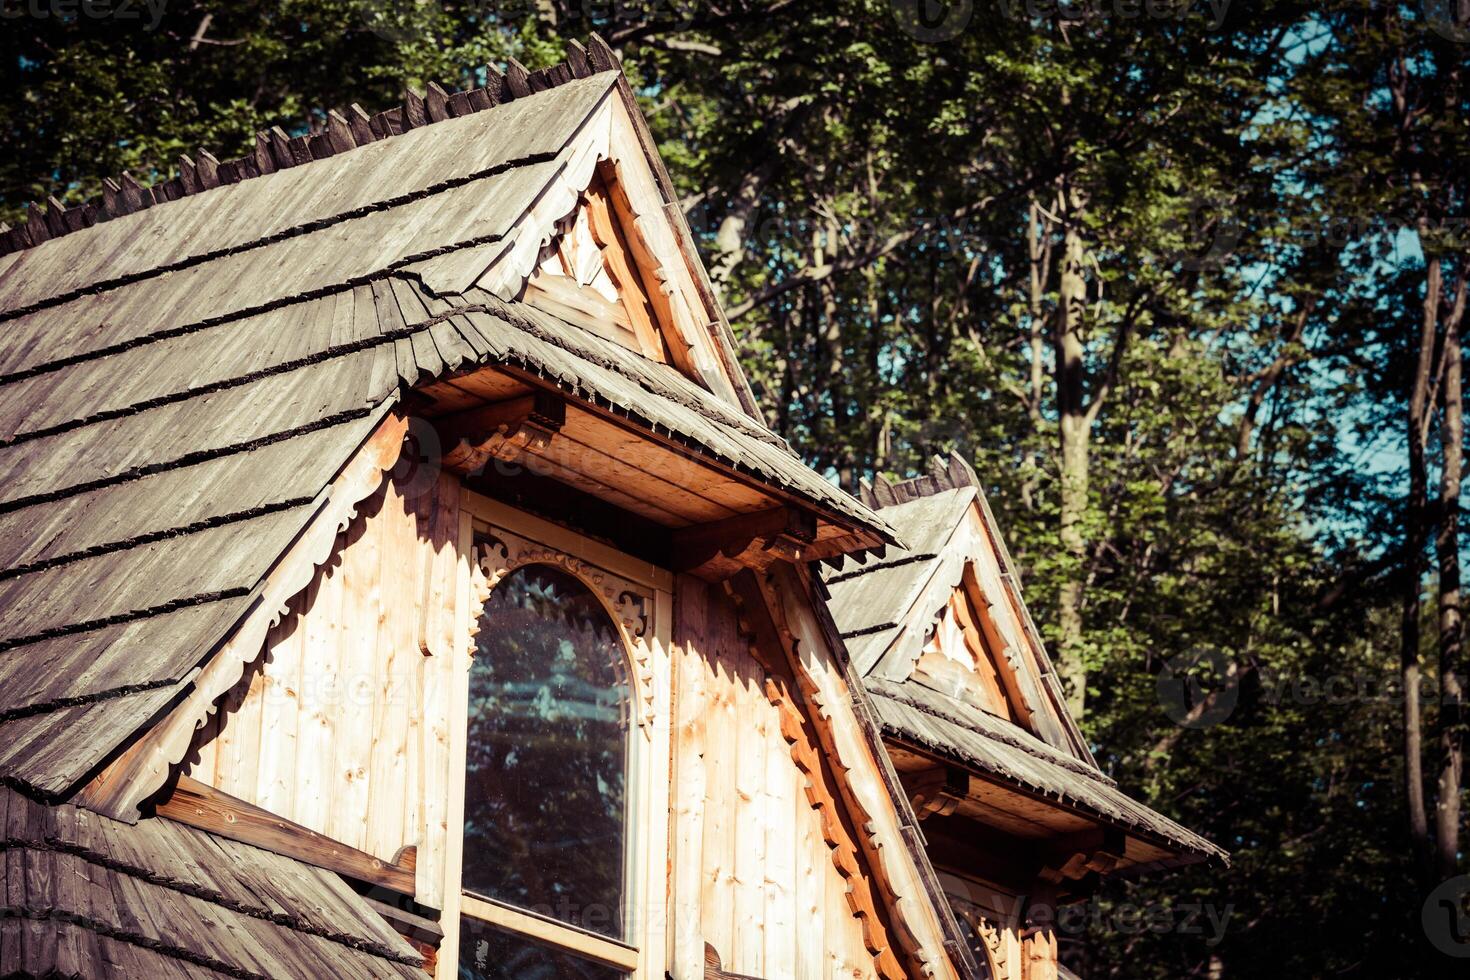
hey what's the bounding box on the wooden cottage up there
[0,37,1222,980]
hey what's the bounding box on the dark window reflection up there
[457,916,627,980]
[463,560,630,939]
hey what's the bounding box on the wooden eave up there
[885,736,1220,877]
[416,362,890,577]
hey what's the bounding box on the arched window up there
[458,562,634,979]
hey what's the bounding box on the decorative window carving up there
[940,873,1023,980]
[454,508,667,979]
[474,526,655,728]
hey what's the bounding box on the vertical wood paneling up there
[731,650,765,976]
[645,586,675,980]
[221,655,265,799]
[186,470,467,913]
[670,581,894,980]
[365,482,411,857]
[256,596,304,816]
[329,487,382,849]
[698,584,737,968]
[762,671,796,979]
[294,566,343,836]
[417,473,461,909]
[793,727,824,979]
[670,576,709,976]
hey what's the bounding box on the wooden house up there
[0,37,1222,980]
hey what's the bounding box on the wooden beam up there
[364,896,444,945]
[672,506,817,580]
[1038,826,1127,883]
[898,765,968,821]
[158,775,418,895]
[583,177,666,363]
[459,893,638,971]
[435,391,565,473]
[365,897,442,977]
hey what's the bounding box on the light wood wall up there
[670,575,881,980]
[183,473,914,977]
[183,468,465,909]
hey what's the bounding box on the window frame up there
[443,492,674,980]
[936,870,1020,980]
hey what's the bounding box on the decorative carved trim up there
[902,768,967,821]
[471,521,657,729]
[974,915,1005,979]
[724,573,908,980]
[473,96,613,300]
[758,564,958,979]
[894,550,1042,729]
[79,405,411,822]
[438,392,566,474]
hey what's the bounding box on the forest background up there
[3,1,1467,975]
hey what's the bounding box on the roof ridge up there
[859,450,979,510]
[0,35,623,259]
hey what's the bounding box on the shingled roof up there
[825,455,1227,869]
[0,39,898,807]
[0,785,424,978]
[0,40,623,260]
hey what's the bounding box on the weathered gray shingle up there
[0,786,423,978]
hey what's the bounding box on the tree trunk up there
[1021,197,1050,513]
[1054,190,1091,717]
[1403,249,1441,880]
[1434,270,1468,880]
[707,161,775,305]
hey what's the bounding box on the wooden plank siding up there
[670,576,879,979]
[183,469,466,908]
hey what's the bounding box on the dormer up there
[0,38,991,980]
[825,454,1227,977]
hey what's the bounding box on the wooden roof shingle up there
[0,785,423,978]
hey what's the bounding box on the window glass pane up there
[463,560,629,938]
[457,915,627,980]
